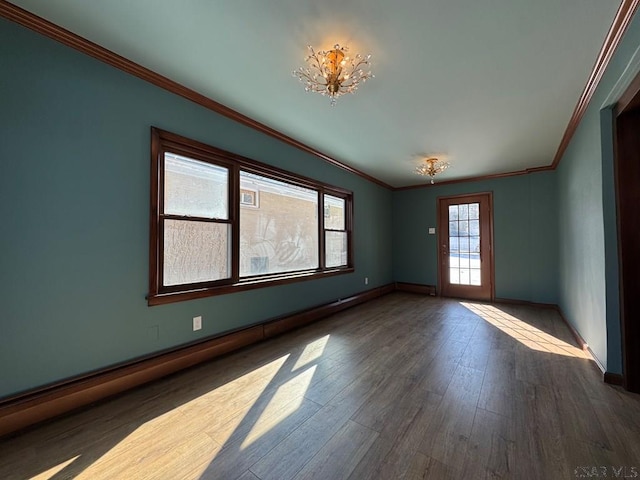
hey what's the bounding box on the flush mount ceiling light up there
[293,44,373,106]
[415,157,450,184]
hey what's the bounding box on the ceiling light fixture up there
[415,157,450,184]
[293,44,373,106]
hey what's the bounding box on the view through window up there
[449,202,481,286]
[149,128,354,305]
[240,171,319,276]
[163,154,230,286]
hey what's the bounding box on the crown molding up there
[616,57,640,113]
[0,0,393,190]
[394,165,553,191]
[551,0,640,168]
[1,0,637,189]
[603,44,640,110]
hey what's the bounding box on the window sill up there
[147,267,354,306]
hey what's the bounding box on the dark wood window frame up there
[323,193,352,269]
[148,128,354,306]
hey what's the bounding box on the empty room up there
[1,1,640,478]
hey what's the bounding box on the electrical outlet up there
[365,277,369,285]
[193,316,202,331]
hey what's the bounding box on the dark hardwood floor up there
[1,292,639,479]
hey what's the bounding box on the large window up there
[240,171,319,276]
[163,154,231,286]
[148,128,353,305]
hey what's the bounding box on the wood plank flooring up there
[1,292,640,479]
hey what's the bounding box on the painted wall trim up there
[555,306,591,351]
[603,44,640,109]
[600,107,623,379]
[556,306,610,381]
[616,66,640,113]
[0,284,394,438]
[551,0,640,168]
[0,0,392,190]
[1,0,637,191]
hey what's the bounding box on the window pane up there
[449,205,459,221]
[449,254,459,268]
[469,203,479,220]
[470,236,480,253]
[450,268,460,284]
[240,189,258,207]
[449,237,459,253]
[240,171,319,276]
[324,194,345,230]
[469,220,479,236]
[163,219,229,286]
[460,268,470,284]
[459,253,470,268]
[470,269,481,286]
[459,237,470,253]
[458,220,469,236]
[459,204,469,220]
[326,231,348,268]
[164,153,228,219]
[449,221,458,236]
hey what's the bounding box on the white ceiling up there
[10,0,623,187]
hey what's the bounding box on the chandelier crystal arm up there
[295,68,316,83]
[342,61,372,89]
[293,43,373,105]
[294,67,325,93]
[306,47,324,73]
[414,157,450,184]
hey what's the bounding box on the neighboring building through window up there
[240,189,258,207]
[148,128,354,305]
[239,171,319,277]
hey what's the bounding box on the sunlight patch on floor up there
[181,354,290,411]
[33,455,80,480]
[461,302,589,358]
[77,429,218,480]
[76,354,295,478]
[241,364,317,450]
[37,341,328,478]
[74,407,220,479]
[183,354,292,446]
[293,335,330,371]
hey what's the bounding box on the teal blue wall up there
[0,19,393,398]
[392,173,558,304]
[3,9,638,397]
[556,12,640,374]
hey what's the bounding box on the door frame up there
[437,191,495,301]
[614,70,640,392]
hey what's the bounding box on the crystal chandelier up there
[415,157,450,184]
[293,44,373,106]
